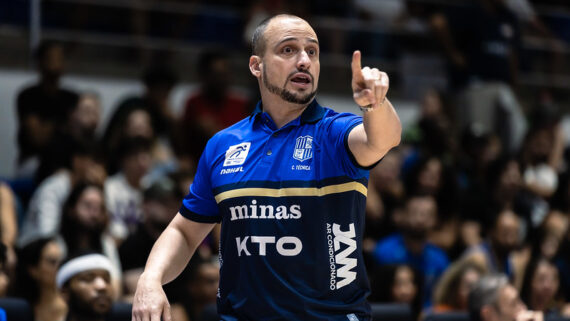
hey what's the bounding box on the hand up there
[132,274,171,321]
[351,50,389,109]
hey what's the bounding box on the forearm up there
[362,99,401,152]
[351,99,401,167]
[141,214,215,285]
[0,184,17,246]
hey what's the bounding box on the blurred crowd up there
[1,0,570,321]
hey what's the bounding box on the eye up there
[308,48,317,56]
[282,46,294,54]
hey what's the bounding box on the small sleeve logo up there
[224,142,251,167]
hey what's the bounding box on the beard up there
[262,67,317,105]
[68,292,112,319]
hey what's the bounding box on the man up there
[133,14,401,320]
[56,253,115,321]
[181,49,251,160]
[462,209,522,283]
[16,40,79,171]
[120,176,182,298]
[105,137,153,242]
[370,195,449,307]
[468,274,543,321]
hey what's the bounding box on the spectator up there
[403,155,458,220]
[370,195,449,307]
[180,258,220,321]
[0,183,17,274]
[18,139,106,246]
[119,176,181,298]
[0,243,9,297]
[520,257,568,317]
[59,183,122,296]
[364,149,405,243]
[102,104,174,176]
[432,260,487,313]
[14,237,67,321]
[462,209,522,286]
[520,111,565,201]
[104,137,153,242]
[531,210,568,260]
[104,64,178,164]
[180,49,251,160]
[15,40,79,177]
[65,91,102,143]
[56,253,114,321]
[468,274,543,321]
[431,0,527,152]
[368,264,422,320]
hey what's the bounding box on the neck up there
[259,92,309,129]
[124,172,142,188]
[403,234,426,254]
[40,76,59,92]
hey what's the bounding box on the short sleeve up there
[179,144,221,223]
[323,112,375,175]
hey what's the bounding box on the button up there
[266,150,272,156]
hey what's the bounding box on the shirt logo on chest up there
[293,135,313,162]
[223,142,251,167]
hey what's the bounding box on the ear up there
[249,55,262,78]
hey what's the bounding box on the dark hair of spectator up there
[14,237,57,304]
[485,154,519,192]
[142,66,177,88]
[197,49,228,75]
[551,171,570,212]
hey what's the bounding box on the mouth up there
[92,295,112,309]
[289,73,312,86]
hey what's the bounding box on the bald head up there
[251,14,314,57]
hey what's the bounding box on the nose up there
[93,276,109,291]
[297,51,311,71]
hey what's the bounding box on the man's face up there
[486,285,526,321]
[492,211,520,253]
[403,196,437,240]
[256,17,320,105]
[66,269,113,318]
[40,45,64,78]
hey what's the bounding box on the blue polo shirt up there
[180,99,372,320]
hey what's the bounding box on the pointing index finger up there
[351,50,364,82]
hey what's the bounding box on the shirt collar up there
[251,99,325,125]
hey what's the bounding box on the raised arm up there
[132,214,215,321]
[348,51,402,167]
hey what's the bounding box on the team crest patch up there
[293,135,313,162]
[223,142,251,167]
